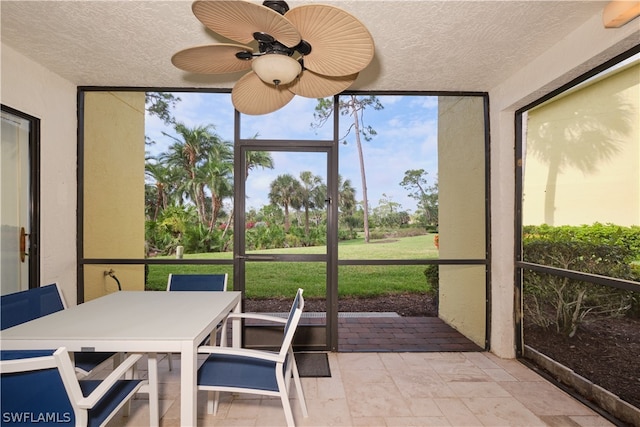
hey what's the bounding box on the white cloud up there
[240,96,331,140]
[146,92,440,215]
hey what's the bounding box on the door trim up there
[1,104,41,290]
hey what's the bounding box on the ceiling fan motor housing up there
[252,31,311,57]
[262,0,289,15]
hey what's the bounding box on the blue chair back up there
[284,288,303,337]
[0,350,75,426]
[167,274,227,292]
[1,284,65,330]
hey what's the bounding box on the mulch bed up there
[245,293,437,317]
[524,316,640,410]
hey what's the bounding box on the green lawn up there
[146,233,438,298]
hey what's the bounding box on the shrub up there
[369,230,386,240]
[338,228,357,240]
[183,224,227,253]
[423,264,439,308]
[424,225,438,233]
[628,263,640,318]
[367,227,428,240]
[284,234,302,248]
[523,224,638,337]
[246,223,286,250]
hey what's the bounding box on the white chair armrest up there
[76,353,144,408]
[226,312,287,324]
[0,355,57,373]
[198,346,284,363]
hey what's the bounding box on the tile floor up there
[108,351,615,427]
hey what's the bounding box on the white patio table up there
[0,290,242,426]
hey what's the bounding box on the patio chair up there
[197,288,308,427]
[167,273,228,292]
[0,283,117,378]
[165,273,228,370]
[0,283,67,329]
[0,347,157,427]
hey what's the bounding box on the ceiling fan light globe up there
[252,54,301,86]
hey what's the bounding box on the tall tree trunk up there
[352,103,370,243]
[208,195,223,232]
[189,167,206,225]
[153,182,164,221]
[221,206,233,241]
[197,183,208,226]
[284,204,291,232]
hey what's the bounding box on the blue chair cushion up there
[1,286,115,375]
[1,351,142,427]
[80,380,143,427]
[1,285,64,330]
[198,354,279,392]
[74,352,116,374]
[169,274,226,292]
[1,350,74,426]
[0,349,56,360]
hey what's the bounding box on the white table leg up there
[180,342,198,426]
[232,298,241,348]
[147,353,159,427]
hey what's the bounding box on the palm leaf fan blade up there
[232,71,295,115]
[192,0,300,47]
[171,44,254,74]
[289,69,357,98]
[285,4,374,76]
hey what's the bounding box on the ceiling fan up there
[172,0,375,115]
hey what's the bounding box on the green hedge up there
[523,223,640,336]
[523,223,640,259]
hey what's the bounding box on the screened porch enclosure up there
[80,92,489,351]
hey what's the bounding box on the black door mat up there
[294,352,331,377]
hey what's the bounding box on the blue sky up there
[145,93,439,214]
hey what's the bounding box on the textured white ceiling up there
[1,1,609,92]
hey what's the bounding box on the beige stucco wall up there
[488,13,638,358]
[523,63,639,227]
[438,96,487,348]
[82,92,146,301]
[1,43,79,305]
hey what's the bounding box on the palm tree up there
[313,96,383,242]
[145,161,171,221]
[313,182,328,227]
[338,174,357,216]
[204,138,233,228]
[269,174,302,233]
[159,123,217,225]
[220,150,275,240]
[205,155,233,231]
[245,151,274,178]
[298,171,323,235]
